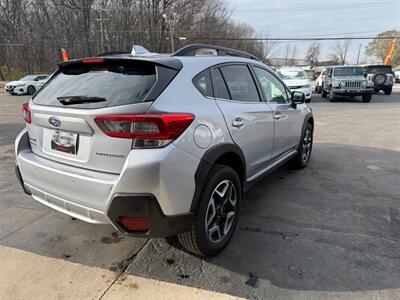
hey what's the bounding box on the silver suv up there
[322,66,374,102]
[15,44,314,257]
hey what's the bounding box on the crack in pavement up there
[98,239,150,300]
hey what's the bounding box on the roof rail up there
[173,44,260,61]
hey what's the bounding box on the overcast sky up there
[227,0,400,63]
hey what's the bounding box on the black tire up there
[321,89,328,98]
[372,73,387,86]
[362,93,372,103]
[178,165,241,257]
[291,122,313,169]
[27,85,36,95]
[384,87,392,95]
[317,85,322,94]
[305,97,311,103]
[328,89,336,102]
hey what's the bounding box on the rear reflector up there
[22,103,31,124]
[119,217,149,233]
[95,113,195,148]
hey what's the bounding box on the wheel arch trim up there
[190,143,246,212]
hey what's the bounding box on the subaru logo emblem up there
[49,117,61,127]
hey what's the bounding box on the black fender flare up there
[299,113,314,147]
[190,143,246,212]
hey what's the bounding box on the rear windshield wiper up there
[57,95,106,105]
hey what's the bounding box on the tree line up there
[0,0,275,79]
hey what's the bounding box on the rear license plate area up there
[51,131,79,155]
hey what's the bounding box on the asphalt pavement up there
[0,88,399,299]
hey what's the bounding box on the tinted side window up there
[212,68,230,99]
[253,67,289,104]
[193,69,213,97]
[220,65,260,102]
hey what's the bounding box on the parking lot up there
[0,88,399,299]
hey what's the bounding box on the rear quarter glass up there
[32,60,178,109]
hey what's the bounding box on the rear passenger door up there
[212,64,275,179]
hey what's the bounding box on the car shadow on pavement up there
[123,143,400,297]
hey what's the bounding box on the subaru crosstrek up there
[15,44,314,257]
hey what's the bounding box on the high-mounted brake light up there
[22,103,31,124]
[82,58,104,64]
[95,113,195,148]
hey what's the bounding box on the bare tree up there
[330,40,351,65]
[0,0,274,78]
[305,42,321,66]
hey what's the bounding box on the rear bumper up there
[108,194,193,237]
[15,129,198,237]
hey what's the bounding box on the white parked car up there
[394,70,400,83]
[36,78,49,90]
[315,69,326,94]
[277,67,312,102]
[5,74,49,95]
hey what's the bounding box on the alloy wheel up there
[205,180,237,243]
[302,128,312,162]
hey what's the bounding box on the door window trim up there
[251,65,291,104]
[210,62,263,104]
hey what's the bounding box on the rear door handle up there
[232,117,245,128]
[273,112,282,120]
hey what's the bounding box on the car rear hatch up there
[25,57,181,174]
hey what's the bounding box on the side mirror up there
[291,91,305,107]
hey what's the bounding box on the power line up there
[187,36,397,41]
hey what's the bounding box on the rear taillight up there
[22,103,31,124]
[95,113,195,148]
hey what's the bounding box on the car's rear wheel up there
[362,93,372,103]
[178,165,241,257]
[27,85,36,95]
[317,85,322,94]
[384,87,392,95]
[291,122,313,169]
[321,89,328,98]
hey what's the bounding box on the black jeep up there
[363,65,394,95]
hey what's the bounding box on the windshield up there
[277,69,308,80]
[333,67,363,77]
[366,66,392,74]
[33,60,157,108]
[19,75,36,81]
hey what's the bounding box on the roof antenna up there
[131,45,151,55]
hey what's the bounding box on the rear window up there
[33,60,157,108]
[193,69,213,97]
[366,66,392,74]
[220,65,260,102]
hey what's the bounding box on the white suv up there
[277,67,312,102]
[15,44,314,256]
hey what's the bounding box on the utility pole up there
[95,7,109,53]
[356,43,361,65]
[162,13,177,53]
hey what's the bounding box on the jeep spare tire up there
[373,73,387,86]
